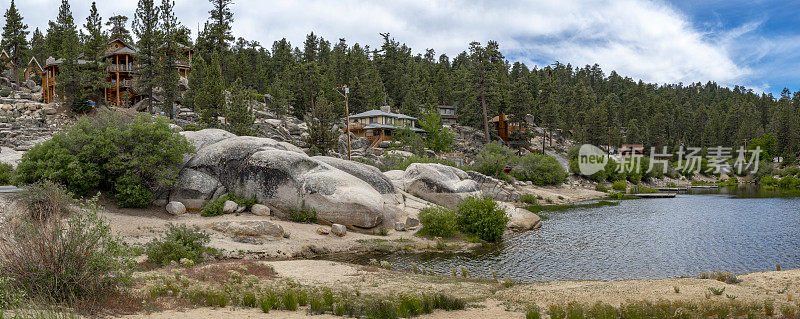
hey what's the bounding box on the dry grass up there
[181,260,277,284]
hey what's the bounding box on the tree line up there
[3,0,800,158]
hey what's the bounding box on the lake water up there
[328,191,800,282]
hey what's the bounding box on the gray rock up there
[313,156,395,194]
[405,216,420,228]
[235,205,246,214]
[316,227,330,235]
[251,204,270,216]
[222,200,238,214]
[403,163,481,208]
[25,80,36,90]
[331,224,347,237]
[394,222,406,231]
[211,220,284,237]
[165,201,186,215]
[168,168,221,210]
[172,130,400,229]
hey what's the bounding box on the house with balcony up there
[41,39,193,106]
[436,105,457,126]
[347,106,424,148]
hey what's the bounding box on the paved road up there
[0,185,22,193]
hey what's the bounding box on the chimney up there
[380,105,391,113]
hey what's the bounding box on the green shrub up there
[201,193,256,217]
[512,154,568,186]
[474,143,517,178]
[456,196,508,242]
[0,198,133,305]
[145,224,212,267]
[778,175,800,189]
[0,275,24,309]
[612,180,626,192]
[520,194,538,205]
[595,184,607,192]
[0,88,10,97]
[378,154,458,172]
[114,175,153,208]
[182,123,202,131]
[760,175,779,186]
[13,110,194,206]
[0,163,12,185]
[289,206,317,223]
[418,206,459,238]
[14,180,74,221]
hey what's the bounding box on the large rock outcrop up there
[169,129,400,229]
[399,163,481,208]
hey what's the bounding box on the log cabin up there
[24,57,43,83]
[490,113,526,142]
[41,39,193,106]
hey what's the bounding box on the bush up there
[378,153,458,172]
[778,175,800,189]
[0,87,10,97]
[13,110,194,206]
[0,198,132,305]
[114,175,153,208]
[520,193,538,204]
[182,123,202,131]
[14,180,74,221]
[456,196,508,242]
[760,175,779,186]
[612,180,627,192]
[512,154,568,186]
[595,184,607,192]
[0,275,25,309]
[0,163,12,185]
[474,143,517,178]
[145,224,212,267]
[289,206,317,223]
[418,206,459,238]
[201,193,257,217]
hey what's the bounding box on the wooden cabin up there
[436,105,457,126]
[0,50,14,78]
[620,144,644,156]
[24,57,43,83]
[490,113,526,142]
[346,106,424,148]
[42,57,91,103]
[41,39,192,107]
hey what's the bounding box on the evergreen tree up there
[157,0,180,118]
[106,15,132,43]
[225,78,255,135]
[194,51,224,127]
[133,0,161,113]
[53,0,86,111]
[207,0,233,74]
[29,27,46,63]
[304,96,338,155]
[1,0,29,86]
[82,2,108,103]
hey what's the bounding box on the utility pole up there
[334,85,351,160]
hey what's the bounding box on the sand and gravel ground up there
[115,259,800,318]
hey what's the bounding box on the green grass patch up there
[525,200,619,214]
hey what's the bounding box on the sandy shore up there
[116,260,799,318]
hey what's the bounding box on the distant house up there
[347,105,424,148]
[489,113,526,142]
[24,57,43,83]
[436,105,457,126]
[0,50,14,78]
[42,38,193,106]
[620,144,644,156]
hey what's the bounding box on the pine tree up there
[185,52,204,111]
[225,78,255,135]
[195,51,224,127]
[304,96,338,155]
[82,2,108,103]
[157,0,180,118]
[133,0,161,113]
[106,15,133,43]
[53,0,86,111]
[29,27,46,63]
[1,0,29,87]
[207,0,233,75]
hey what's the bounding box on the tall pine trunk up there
[481,84,489,143]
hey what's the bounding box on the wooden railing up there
[107,64,137,72]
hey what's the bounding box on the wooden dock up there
[654,187,689,192]
[632,193,677,198]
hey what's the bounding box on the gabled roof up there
[108,38,137,50]
[0,49,8,59]
[26,57,43,72]
[44,57,92,67]
[350,109,418,121]
[102,46,138,59]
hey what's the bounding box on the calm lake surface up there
[328,191,800,282]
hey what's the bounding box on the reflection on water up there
[327,190,800,282]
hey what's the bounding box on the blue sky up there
[11,0,800,96]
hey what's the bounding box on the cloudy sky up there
[12,0,800,96]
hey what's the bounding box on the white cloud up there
[12,0,748,86]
